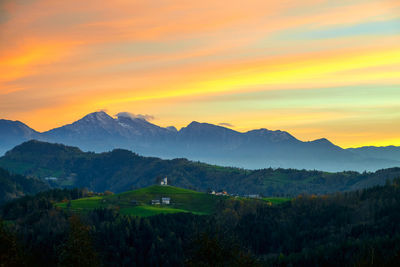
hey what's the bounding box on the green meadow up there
[56,185,290,217]
[56,185,220,217]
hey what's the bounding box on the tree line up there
[2,178,400,266]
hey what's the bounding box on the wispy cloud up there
[218,122,234,127]
[0,0,399,147]
[116,112,155,121]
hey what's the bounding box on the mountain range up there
[1,111,399,172]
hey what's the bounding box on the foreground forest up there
[2,140,400,198]
[1,178,400,266]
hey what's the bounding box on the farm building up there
[151,199,160,205]
[161,197,170,205]
[215,191,229,196]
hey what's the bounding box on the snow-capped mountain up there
[0,111,399,172]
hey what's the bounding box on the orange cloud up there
[0,0,399,147]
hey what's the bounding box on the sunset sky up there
[0,0,399,147]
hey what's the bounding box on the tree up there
[185,233,260,267]
[104,190,114,196]
[0,220,24,267]
[59,215,99,267]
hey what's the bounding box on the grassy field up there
[56,185,220,217]
[56,185,290,217]
[118,206,196,216]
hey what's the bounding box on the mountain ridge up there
[0,111,399,172]
[2,140,400,196]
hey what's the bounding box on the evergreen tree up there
[59,215,99,267]
[0,220,24,267]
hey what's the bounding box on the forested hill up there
[0,167,48,203]
[1,140,400,196]
[2,177,400,266]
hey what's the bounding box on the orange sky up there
[0,0,399,147]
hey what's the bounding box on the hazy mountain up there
[0,111,399,172]
[2,140,400,195]
[0,119,39,155]
[347,146,400,161]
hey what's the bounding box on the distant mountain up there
[347,146,400,161]
[0,111,399,172]
[1,140,400,196]
[0,119,39,155]
[40,111,175,154]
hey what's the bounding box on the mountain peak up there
[75,111,116,128]
[0,119,38,138]
[245,128,297,142]
[311,138,333,145]
[308,138,342,150]
[186,121,201,127]
[83,111,113,121]
[185,121,231,129]
[0,119,36,130]
[166,126,178,132]
[181,121,240,134]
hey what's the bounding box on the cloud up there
[2,0,400,148]
[116,112,154,121]
[218,122,234,127]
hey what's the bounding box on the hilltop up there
[56,185,224,217]
[55,185,289,217]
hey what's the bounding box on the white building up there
[160,176,168,186]
[151,199,160,205]
[161,197,170,205]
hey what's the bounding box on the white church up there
[160,176,168,186]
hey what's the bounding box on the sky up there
[0,0,399,148]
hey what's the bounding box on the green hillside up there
[3,140,400,196]
[56,185,222,217]
[0,167,49,203]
